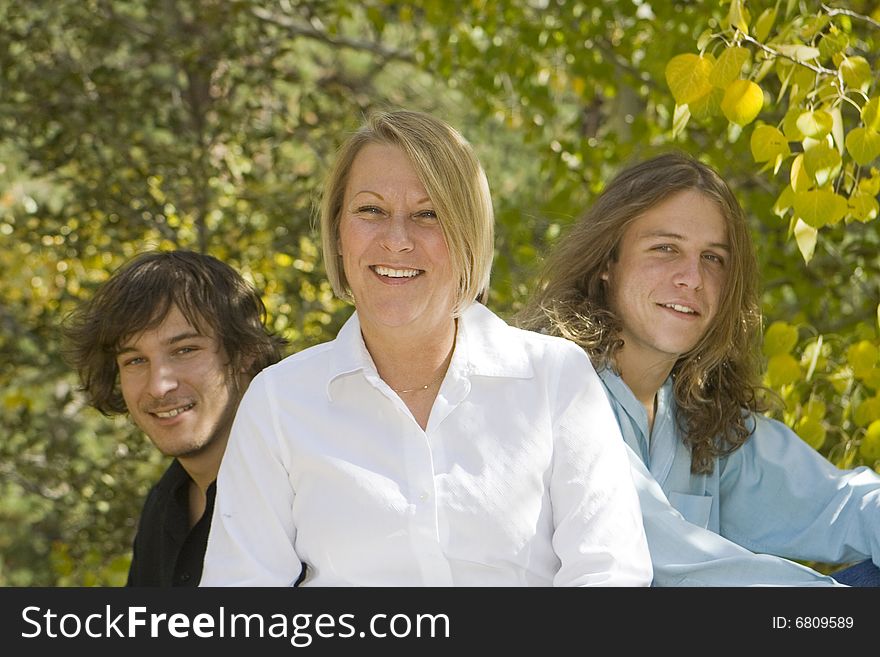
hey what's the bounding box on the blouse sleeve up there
[718,414,880,566]
[549,346,653,586]
[200,372,303,586]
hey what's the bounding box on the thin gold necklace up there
[392,368,447,394]
[391,327,456,394]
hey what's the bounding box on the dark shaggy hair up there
[62,250,286,415]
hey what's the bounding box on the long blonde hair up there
[518,152,765,474]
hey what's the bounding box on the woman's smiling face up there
[338,142,456,337]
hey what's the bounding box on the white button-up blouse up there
[200,303,651,586]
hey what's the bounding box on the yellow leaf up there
[790,153,812,193]
[796,417,826,450]
[848,191,879,223]
[863,368,880,391]
[830,105,845,155]
[727,0,750,33]
[688,87,724,121]
[855,396,880,427]
[848,340,879,379]
[793,218,817,263]
[721,79,764,126]
[862,98,880,132]
[672,103,691,139]
[796,110,833,139]
[860,420,880,463]
[802,142,841,187]
[763,321,799,356]
[804,399,826,422]
[710,46,750,88]
[776,44,821,63]
[751,124,790,163]
[793,188,848,227]
[766,353,801,388]
[859,172,880,196]
[845,127,880,166]
[665,54,715,105]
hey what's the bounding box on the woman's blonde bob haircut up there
[320,109,494,315]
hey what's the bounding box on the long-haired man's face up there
[602,189,729,371]
[115,304,241,459]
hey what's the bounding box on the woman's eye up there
[357,206,383,215]
[703,253,724,265]
[415,210,438,220]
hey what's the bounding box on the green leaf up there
[727,0,751,33]
[796,110,833,139]
[688,87,724,121]
[753,7,777,42]
[710,46,750,88]
[793,188,848,227]
[782,108,804,141]
[773,184,795,216]
[763,321,799,356]
[841,56,873,92]
[751,124,790,163]
[818,30,848,61]
[665,53,715,105]
[845,127,880,166]
[803,142,841,187]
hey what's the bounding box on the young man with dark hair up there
[64,250,286,586]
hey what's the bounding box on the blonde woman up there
[200,110,650,587]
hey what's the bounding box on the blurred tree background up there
[0,0,877,585]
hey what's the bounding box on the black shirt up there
[126,459,215,587]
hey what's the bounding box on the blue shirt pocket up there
[668,492,713,529]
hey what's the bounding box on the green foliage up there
[665,0,880,264]
[1,0,877,585]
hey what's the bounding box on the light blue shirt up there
[600,368,880,586]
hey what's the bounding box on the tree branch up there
[821,4,880,30]
[741,34,837,76]
[250,6,415,64]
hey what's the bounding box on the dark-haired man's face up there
[116,304,242,460]
[602,190,729,375]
